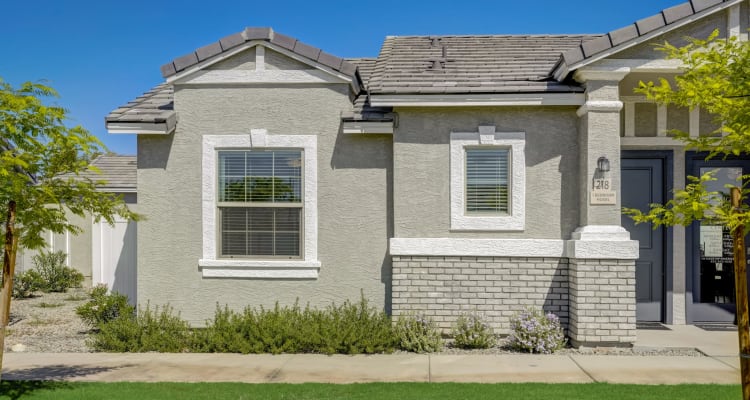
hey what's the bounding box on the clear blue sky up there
[3,0,683,155]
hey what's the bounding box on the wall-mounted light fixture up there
[597,156,610,173]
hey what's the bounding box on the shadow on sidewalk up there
[2,363,130,381]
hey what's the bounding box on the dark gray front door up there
[622,157,665,322]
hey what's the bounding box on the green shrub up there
[195,295,396,355]
[508,307,566,354]
[394,313,442,353]
[91,303,192,352]
[451,312,497,349]
[12,270,43,299]
[31,251,84,292]
[76,284,135,329]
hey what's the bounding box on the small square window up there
[465,148,510,214]
[450,128,525,231]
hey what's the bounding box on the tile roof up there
[61,155,137,192]
[367,35,597,95]
[160,27,361,90]
[555,0,739,77]
[346,58,377,86]
[105,83,173,125]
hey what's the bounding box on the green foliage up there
[194,296,396,355]
[0,381,741,400]
[76,284,135,329]
[451,312,497,349]
[636,30,750,159]
[94,295,396,355]
[626,31,750,232]
[11,269,43,299]
[393,313,443,353]
[507,307,566,354]
[0,78,140,251]
[90,303,192,352]
[31,251,84,292]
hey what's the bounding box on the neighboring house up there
[105,0,750,347]
[18,155,137,302]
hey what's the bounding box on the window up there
[450,126,525,231]
[218,150,302,258]
[465,148,509,214]
[200,130,319,279]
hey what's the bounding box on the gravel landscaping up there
[2,289,704,357]
[6,288,92,353]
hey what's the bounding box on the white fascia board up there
[573,59,684,83]
[620,136,687,148]
[558,0,743,78]
[342,121,394,134]
[369,93,584,107]
[106,122,173,135]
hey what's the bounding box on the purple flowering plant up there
[508,307,566,354]
[451,312,497,349]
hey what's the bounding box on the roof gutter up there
[369,92,585,107]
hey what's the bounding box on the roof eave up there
[369,92,585,107]
[553,0,742,80]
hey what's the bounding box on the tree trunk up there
[732,188,750,400]
[0,200,17,381]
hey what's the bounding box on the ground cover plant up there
[508,307,566,353]
[89,295,398,355]
[393,313,443,353]
[0,382,740,400]
[451,311,496,349]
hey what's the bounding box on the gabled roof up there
[553,0,742,79]
[159,27,362,93]
[105,83,174,132]
[60,155,137,193]
[368,35,596,95]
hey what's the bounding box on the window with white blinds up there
[218,150,303,258]
[465,148,509,214]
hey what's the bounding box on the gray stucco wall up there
[392,107,579,240]
[137,84,392,324]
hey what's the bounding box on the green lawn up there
[0,382,741,400]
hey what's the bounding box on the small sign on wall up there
[591,178,616,205]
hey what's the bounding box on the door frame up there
[685,152,750,322]
[621,150,674,323]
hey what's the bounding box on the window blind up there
[465,148,509,214]
[218,150,303,257]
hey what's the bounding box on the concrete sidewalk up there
[1,326,741,385]
[0,352,739,384]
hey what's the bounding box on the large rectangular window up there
[218,150,303,258]
[465,148,509,214]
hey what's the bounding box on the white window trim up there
[199,129,320,278]
[450,127,525,231]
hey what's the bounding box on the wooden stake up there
[731,187,750,400]
[0,200,17,381]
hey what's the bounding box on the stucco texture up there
[392,107,579,240]
[137,82,392,324]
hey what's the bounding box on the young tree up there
[0,78,139,377]
[622,29,750,399]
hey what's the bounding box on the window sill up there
[198,259,321,279]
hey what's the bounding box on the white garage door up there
[92,218,137,304]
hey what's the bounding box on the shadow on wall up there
[330,129,394,314]
[137,132,174,170]
[543,261,570,333]
[111,221,137,306]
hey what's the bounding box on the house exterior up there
[18,155,138,300]
[105,0,750,347]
